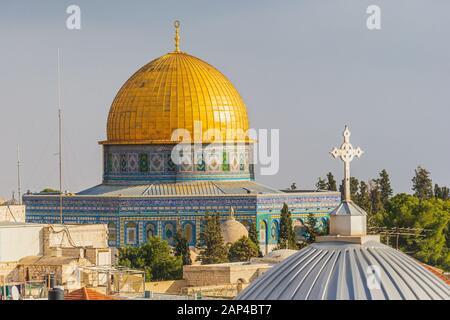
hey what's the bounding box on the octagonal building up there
[24,23,340,251]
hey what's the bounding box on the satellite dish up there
[11,286,20,300]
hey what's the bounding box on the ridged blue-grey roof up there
[76,181,284,196]
[237,241,450,300]
[330,201,367,216]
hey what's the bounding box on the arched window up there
[271,220,279,240]
[164,223,175,244]
[183,223,193,244]
[126,222,137,245]
[293,219,306,242]
[146,223,156,240]
[259,221,267,244]
[107,222,117,242]
[320,217,329,234]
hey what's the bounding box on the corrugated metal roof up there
[237,241,450,300]
[76,181,283,196]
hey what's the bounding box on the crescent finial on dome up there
[174,20,181,53]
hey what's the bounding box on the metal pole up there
[2,275,6,300]
[107,271,111,295]
[17,145,22,205]
[57,48,63,225]
[143,272,146,297]
[396,228,400,250]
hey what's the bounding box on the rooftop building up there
[237,127,450,300]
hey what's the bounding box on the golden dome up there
[104,24,249,145]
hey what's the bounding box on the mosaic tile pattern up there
[24,192,341,247]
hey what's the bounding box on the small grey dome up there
[220,219,248,244]
[237,240,450,300]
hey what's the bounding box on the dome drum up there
[102,143,254,184]
[101,40,252,185]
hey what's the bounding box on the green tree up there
[369,182,384,213]
[384,194,450,271]
[316,177,328,190]
[434,184,442,199]
[118,237,183,281]
[442,187,449,201]
[434,184,449,201]
[174,222,192,266]
[197,213,228,265]
[278,203,296,249]
[365,184,384,230]
[355,181,371,212]
[40,188,60,193]
[375,169,393,206]
[248,221,262,257]
[339,177,359,200]
[413,199,450,269]
[304,213,318,243]
[412,166,433,200]
[326,172,337,191]
[228,236,259,262]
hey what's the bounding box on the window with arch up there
[126,222,137,245]
[259,221,267,244]
[320,217,329,234]
[293,219,306,241]
[164,223,175,244]
[146,223,156,240]
[183,223,194,244]
[107,222,117,242]
[271,221,279,240]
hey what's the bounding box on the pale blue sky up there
[1,0,449,198]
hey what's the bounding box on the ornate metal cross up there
[330,126,364,202]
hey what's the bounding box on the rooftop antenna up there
[17,145,21,205]
[57,48,63,224]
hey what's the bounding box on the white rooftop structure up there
[237,240,449,300]
[237,126,450,300]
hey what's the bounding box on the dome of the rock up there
[104,51,250,145]
[24,21,344,258]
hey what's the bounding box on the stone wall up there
[15,257,91,289]
[183,262,271,287]
[181,284,242,298]
[145,280,188,294]
[43,225,111,265]
[0,262,19,283]
[44,224,108,253]
[0,205,25,223]
[0,224,43,262]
